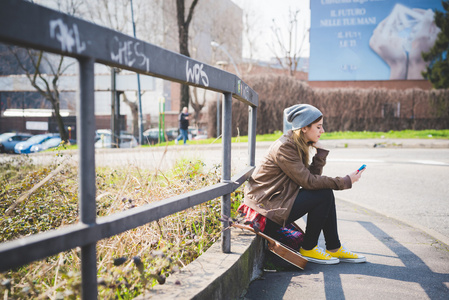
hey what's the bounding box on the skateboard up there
[232,222,308,270]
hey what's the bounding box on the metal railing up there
[0,1,258,298]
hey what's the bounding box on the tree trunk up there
[180,85,190,111]
[44,95,69,142]
[55,109,68,141]
[190,87,205,126]
[176,0,199,111]
[122,93,139,138]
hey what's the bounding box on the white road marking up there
[327,158,449,167]
[328,158,449,166]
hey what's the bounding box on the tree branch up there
[185,0,199,27]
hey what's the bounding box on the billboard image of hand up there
[369,4,440,80]
[407,8,440,79]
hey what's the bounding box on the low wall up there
[141,229,264,299]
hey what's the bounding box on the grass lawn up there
[138,129,449,148]
[54,129,449,151]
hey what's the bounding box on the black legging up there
[265,189,341,251]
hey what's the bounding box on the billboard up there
[309,0,443,81]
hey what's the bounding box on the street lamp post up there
[130,0,144,145]
[210,41,241,77]
[214,61,228,138]
[211,41,241,138]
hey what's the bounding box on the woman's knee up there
[320,189,334,199]
[312,189,335,205]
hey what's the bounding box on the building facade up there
[0,0,243,136]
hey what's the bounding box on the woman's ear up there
[301,127,307,134]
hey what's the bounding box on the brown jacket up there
[244,131,352,226]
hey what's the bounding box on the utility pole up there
[130,0,144,144]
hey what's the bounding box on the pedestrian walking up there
[175,107,189,145]
[243,104,366,264]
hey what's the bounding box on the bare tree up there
[176,0,199,111]
[53,0,84,17]
[5,0,85,141]
[9,48,73,141]
[187,0,242,126]
[189,87,207,127]
[268,8,308,76]
[121,92,140,137]
[242,11,255,74]
[82,0,131,32]
[240,5,263,74]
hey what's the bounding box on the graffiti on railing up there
[186,61,209,86]
[49,19,86,54]
[110,37,150,72]
[237,80,251,100]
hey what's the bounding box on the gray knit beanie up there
[284,104,322,130]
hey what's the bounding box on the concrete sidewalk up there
[242,199,449,300]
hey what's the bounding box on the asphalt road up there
[321,147,449,245]
[3,140,449,244]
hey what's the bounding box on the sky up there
[230,0,311,60]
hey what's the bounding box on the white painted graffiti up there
[110,37,150,72]
[49,19,86,54]
[186,61,209,86]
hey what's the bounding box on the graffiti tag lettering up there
[186,61,209,86]
[111,37,135,67]
[110,37,150,72]
[49,19,86,54]
[238,80,250,100]
[134,42,150,72]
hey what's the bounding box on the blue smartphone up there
[357,164,366,173]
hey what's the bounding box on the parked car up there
[95,129,112,142]
[143,128,178,145]
[193,133,208,140]
[166,128,179,140]
[0,132,20,152]
[14,133,58,154]
[0,132,16,143]
[188,127,208,140]
[95,133,138,148]
[29,136,76,153]
[0,133,32,153]
[142,128,158,144]
[189,127,208,140]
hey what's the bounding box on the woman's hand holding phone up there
[349,164,366,184]
[356,164,366,174]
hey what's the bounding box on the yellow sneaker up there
[326,246,366,263]
[300,246,340,265]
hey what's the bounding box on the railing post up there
[221,92,232,253]
[248,106,257,167]
[78,57,98,299]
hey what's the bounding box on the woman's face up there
[301,118,325,143]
